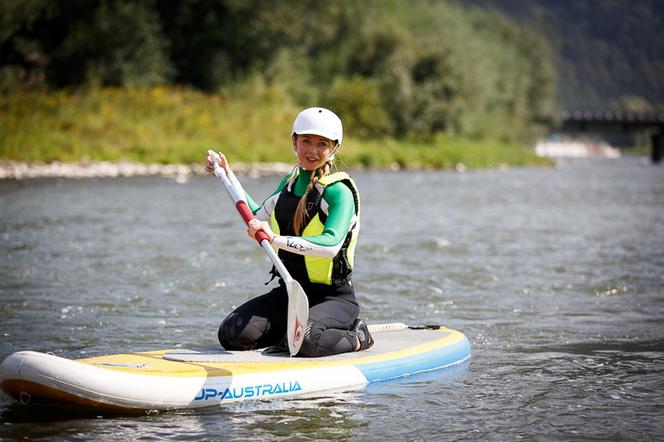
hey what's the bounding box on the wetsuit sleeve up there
[228,170,290,217]
[224,170,261,213]
[252,175,290,221]
[271,182,355,258]
[244,193,261,213]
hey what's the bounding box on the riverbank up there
[0,158,497,181]
[0,159,294,181]
[0,87,551,172]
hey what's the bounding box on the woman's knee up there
[218,311,270,350]
[298,323,322,357]
[218,312,249,350]
[298,321,355,357]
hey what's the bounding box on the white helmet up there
[291,107,343,146]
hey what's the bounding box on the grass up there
[0,86,551,169]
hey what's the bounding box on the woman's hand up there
[247,219,274,243]
[205,150,231,175]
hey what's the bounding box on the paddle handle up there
[235,201,270,244]
[209,150,269,245]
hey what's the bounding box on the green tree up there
[0,0,559,143]
[1,0,172,88]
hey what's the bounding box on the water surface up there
[1,157,662,440]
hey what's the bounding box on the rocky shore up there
[0,160,293,182]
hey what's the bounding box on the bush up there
[323,76,392,138]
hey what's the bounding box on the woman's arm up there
[271,182,355,257]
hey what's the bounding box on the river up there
[1,157,663,440]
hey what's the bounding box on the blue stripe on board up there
[356,336,471,383]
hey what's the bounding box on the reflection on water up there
[519,339,664,355]
[1,158,663,439]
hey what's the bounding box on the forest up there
[2,0,658,167]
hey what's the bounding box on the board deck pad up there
[163,328,449,363]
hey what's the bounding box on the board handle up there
[367,323,408,333]
[367,323,445,333]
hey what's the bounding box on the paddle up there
[208,151,309,356]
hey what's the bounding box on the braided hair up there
[292,160,332,235]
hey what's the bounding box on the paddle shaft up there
[209,150,309,356]
[210,156,287,277]
[234,199,292,282]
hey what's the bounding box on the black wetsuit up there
[218,279,359,357]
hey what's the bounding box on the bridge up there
[559,110,664,163]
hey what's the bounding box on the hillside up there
[458,0,664,110]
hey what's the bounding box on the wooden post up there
[652,132,663,164]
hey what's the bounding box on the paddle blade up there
[286,279,309,356]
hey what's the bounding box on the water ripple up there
[2,159,664,439]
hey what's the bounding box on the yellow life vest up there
[270,172,360,285]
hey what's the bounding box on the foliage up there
[459,0,664,110]
[322,76,393,138]
[0,87,549,169]
[0,0,559,146]
[0,0,172,88]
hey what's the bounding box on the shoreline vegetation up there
[0,87,551,180]
[0,157,517,181]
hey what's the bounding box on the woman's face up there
[293,134,336,170]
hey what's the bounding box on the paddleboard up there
[0,324,470,412]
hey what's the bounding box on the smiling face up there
[293,134,337,170]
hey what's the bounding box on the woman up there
[205,107,373,357]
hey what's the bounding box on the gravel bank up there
[0,160,293,181]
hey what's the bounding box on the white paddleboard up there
[0,325,470,411]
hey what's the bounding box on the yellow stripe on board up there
[77,329,466,378]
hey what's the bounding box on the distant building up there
[535,136,620,159]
